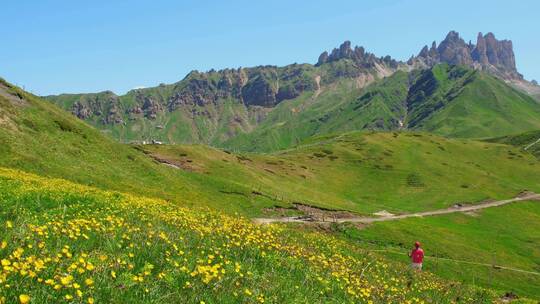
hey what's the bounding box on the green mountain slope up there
[46,63,540,154]
[3,77,540,300]
[222,71,410,152]
[408,64,540,138]
[46,55,399,148]
[223,64,540,152]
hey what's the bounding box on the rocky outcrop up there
[142,97,162,119]
[71,101,92,119]
[316,41,399,69]
[241,73,278,107]
[413,31,522,80]
[68,91,125,124]
[167,65,315,110]
[437,31,473,66]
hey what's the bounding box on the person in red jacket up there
[409,241,424,271]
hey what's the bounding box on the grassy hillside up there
[223,73,409,152]
[410,65,540,138]
[221,78,367,152]
[142,131,540,215]
[486,130,540,159]
[3,77,540,301]
[0,168,500,303]
[2,77,540,217]
[338,201,540,298]
[0,78,288,215]
[224,65,540,152]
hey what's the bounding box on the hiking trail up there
[253,192,540,224]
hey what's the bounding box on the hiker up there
[409,241,424,271]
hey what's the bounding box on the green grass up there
[0,79,288,216]
[223,73,409,152]
[412,65,540,138]
[486,130,540,159]
[336,201,540,299]
[142,131,540,215]
[0,168,501,303]
[3,77,540,301]
[2,78,540,218]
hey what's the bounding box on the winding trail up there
[253,192,540,224]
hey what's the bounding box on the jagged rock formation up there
[316,40,399,69]
[411,31,522,80]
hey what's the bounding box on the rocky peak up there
[472,32,518,78]
[418,45,429,58]
[318,41,355,64]
[472,32,489,65]
[316,41,399,71]
[436,31,473,66]
[413,31,522,80]
[317,51,329,66]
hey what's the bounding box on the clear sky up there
[1,0,538,95]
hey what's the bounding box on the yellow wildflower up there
[19,294,30,304]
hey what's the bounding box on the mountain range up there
[46,31,540,151]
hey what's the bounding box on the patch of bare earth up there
[150,154,204,172]
[373,210,394,217]
[264,203,358,222]
[0,83,27,107]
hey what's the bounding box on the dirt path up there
[253,192,540,224]
[524,137,540,150]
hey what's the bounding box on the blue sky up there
[1,0,538,95]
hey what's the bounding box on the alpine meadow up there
[2,2,540,303]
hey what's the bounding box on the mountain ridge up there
[44,31,540,149]
[222,64,540,152]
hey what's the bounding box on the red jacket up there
[411,248,424,263]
